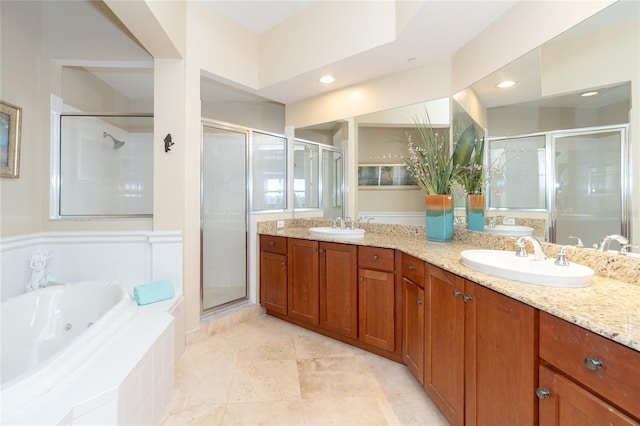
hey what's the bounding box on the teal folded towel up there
[133,279,175,305]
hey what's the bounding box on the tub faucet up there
[597,234,629,252]
[515,235,548,261]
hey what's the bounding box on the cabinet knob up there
[359,277,364,283]
[372,255,378,261]
[281,262,286,267]
[269,241,275,246]
[585,357,604,371]
[319,248,324,253]
[463,295,473,303]
[408,265,415,271]
[535,388,551,399]
[453,290,462,297]
[416,299,423,305]
[312,248,317,253]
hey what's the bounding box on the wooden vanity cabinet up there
[287,238,319,325]
[538,311,640,424]
[401,253,425,384]
[358,246,400,353]
[259,235,288,314]
[424,265,537,426]
[424,265,465,425]
[319,242,358,339]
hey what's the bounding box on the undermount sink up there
[460,249,593,287]
[309,227,365,239]
[485,225,534,237]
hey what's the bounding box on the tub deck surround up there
[258,220,640,352]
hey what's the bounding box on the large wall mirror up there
[296,1,638,250]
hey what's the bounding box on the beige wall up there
[0,1,154,238]
[0,1,43,237]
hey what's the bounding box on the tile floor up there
[161,314,449,425]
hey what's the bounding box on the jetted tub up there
[0,281,138,407]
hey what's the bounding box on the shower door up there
[201,124,248,312]
[551,126,629,248]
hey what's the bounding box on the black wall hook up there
[164,133,174,152]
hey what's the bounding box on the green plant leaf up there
[452,125,477,167]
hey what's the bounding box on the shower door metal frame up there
[547,124,630,244]
[200,120,250,316]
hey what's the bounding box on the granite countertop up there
[259,220,640,353]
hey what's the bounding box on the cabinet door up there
[287,238,319,325]
[260,250,287,314]
[403,278,424,384]
[424,265,465,426]
[358,268,395,351]
[538,365,639,426]
[319,242,357,339]
[464,281,536,426]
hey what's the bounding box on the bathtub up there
[0,280,138,407]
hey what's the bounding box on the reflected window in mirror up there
[322,149,344,220]
[251,132,287,211]
[487,135,546,210]
[293,140,320,209]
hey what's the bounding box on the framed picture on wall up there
[358,164,417,188]
[0,101,22,178]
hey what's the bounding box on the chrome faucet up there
[344,216,355,230]
[487,216,504,228]
[515,235,548,261]
[332,217,343,229]
[597,234,629,252]
[568,235,584,248]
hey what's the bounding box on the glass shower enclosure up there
[201,124,249,312]
[551,126,629,247]
[487,124,629,247]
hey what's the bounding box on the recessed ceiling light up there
[318,75,335,84]
[497,80,516,89]
[581,91,599,97]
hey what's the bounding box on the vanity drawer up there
[401,253,424,287]
[539,311,640,419]
[260,235,287,255]
[358,246,395,272]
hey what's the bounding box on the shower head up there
[103,131,125,150]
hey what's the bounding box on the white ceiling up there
[89,0,517,105]
[88,1,632,111]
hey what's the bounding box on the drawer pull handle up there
[269,241,275,246]
[536,388,551,399]
[408,265,415,271]
[453,290,462,297]
[372,255,378,261]
[585,357,603,371]
[463,295,473,303]
[416,299,423,305]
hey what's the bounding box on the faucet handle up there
[514,242,528,257]
[619,244,638,255]
[568,235,584,248]
[554,246,571,266]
